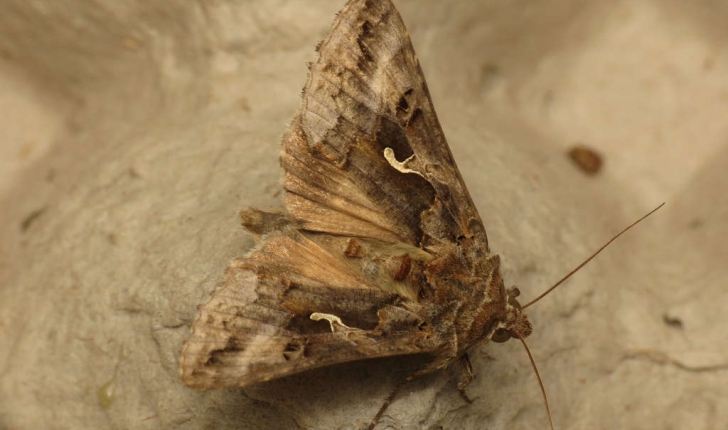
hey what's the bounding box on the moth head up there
[491,287,533,343]
[488,204,663,430]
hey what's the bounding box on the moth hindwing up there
[180,0,532,426]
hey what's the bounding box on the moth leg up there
[368,366,431,430]
[457,354,476,404]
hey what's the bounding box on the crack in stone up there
[622,349,728,373]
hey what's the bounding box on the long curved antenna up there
[523,203,664,309]
[518,335,555,430]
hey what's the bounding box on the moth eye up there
[491,328,511,343]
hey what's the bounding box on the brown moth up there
[180,0,658,428]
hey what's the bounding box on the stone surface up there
[1,1,726,429]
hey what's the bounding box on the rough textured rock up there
[1,1,726,429]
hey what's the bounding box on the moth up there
[180,0,659,428]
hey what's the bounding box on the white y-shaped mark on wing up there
[384,147,425,178]
[310,312,361,333]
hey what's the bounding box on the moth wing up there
[180,229,434,389]
[282,0,489,252]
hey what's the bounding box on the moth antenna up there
[522,202,664,309]
[518,335,554,430]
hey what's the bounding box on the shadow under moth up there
[180,0,661,428]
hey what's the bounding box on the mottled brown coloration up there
[343,238,366,258]
[180,0,532,425]
[568,144,603,175]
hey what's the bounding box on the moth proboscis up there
[179,1,663,428]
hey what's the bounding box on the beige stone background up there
[1,0,727,429]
